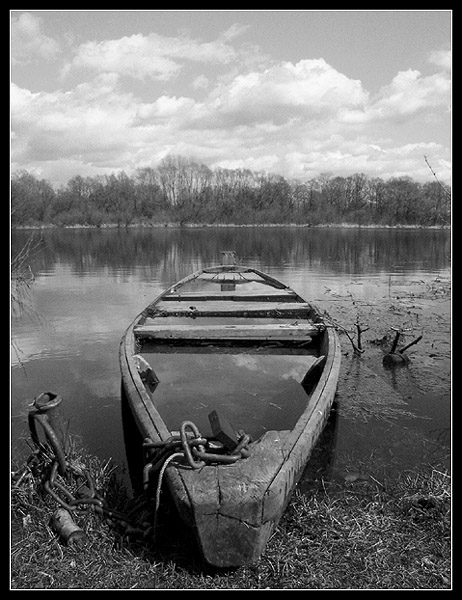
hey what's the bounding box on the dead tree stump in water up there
[383,333,423,368]
[383,352,410,368]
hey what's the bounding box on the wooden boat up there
[119,253,341,567]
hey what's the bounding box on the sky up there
[10,10,452,187]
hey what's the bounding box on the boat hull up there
[120,264,341,567]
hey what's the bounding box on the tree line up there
[11,155,451,227]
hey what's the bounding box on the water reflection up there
[11,226,451,485]
[140,351,316,440]
[11,226,450,281]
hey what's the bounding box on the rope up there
[20,397,252,543]
[153,451,184,535]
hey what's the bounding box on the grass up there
[10,437,451,590]
[263,472,451,589]
[11,234,44,365]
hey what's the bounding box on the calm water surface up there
[11,227,451,486]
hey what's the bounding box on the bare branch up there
[323,312,365,355]
[399,335,423,354]
[424,155,451,200]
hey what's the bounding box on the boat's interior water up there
[140,351,319,440]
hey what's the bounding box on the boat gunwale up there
[120,264,298,441]
[119,263,341,565]
[120,262,336,448]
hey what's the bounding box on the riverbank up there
[12,221,451,230]
[11,437,451,590]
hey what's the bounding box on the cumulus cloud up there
[10,16,451,186]
[369,68,451,119]
[65,30,239,81]
[11,12,61,64]
[11,76,136,165]
[204,59,368,127]
[134,95,197,125]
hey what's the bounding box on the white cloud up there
[205,59,368,127]
[67,34,180,81]
[295,143,441,181]
[219,23,251,42]
[429,49,451,71]
[214,154,280,174]
[192,74,210,90]
[10,16,451,187]
[11,12,61,64]
[369,68,450,119]
[11,76,136,166]
[134,95,196,124]
[66,30,239,82]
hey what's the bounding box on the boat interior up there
[130,267,328,440]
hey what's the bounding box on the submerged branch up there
[399,335,423,354]
[323,313,365,355]
[390,330,401,353]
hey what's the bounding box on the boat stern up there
[168,430,289,568]
[194,512,275,568]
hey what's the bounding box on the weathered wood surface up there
[162,290,299,302]
[175,430,290,566]
[120,262,341,568]
[119,326,170,441]
[150,301,311,318]
[197,273,288,289]
[200,266,290,290]
[166,328,341,567]
[134,323,319,341]
[301,354,327,391]
[138,342,318,356]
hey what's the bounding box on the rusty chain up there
[13,393,149,539]
[13,392,252,543]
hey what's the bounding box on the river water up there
[11,226,451,488]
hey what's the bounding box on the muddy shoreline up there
[303,271,451,487]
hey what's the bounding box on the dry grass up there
[11,437,451,590]
[11,234,44,365]
[11,235,42,318]
[258,470,451,589]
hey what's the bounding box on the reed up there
[11,234,42,319]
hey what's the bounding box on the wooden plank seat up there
[197,272,286,288]
[162,290,299,303]
[148,301,312,319]
[134,323,322,342]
